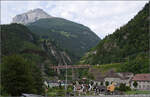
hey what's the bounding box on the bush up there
[115,83,131,91]
[133,81,138,88]
[105,81,109,86]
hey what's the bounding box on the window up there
[143,85,145,88]
[147,85,150,89]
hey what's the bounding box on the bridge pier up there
[72,68,75,80]
[57,68,60,75]
[89,67,91,72]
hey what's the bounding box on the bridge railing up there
[51,64,91,69]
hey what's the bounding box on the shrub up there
[105,81,109,86]
[115,83,131,91]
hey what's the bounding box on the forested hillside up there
[1,23,79,65]
[1,24,45,96]
[1,23,84,95]
[27,17,100,58]
[1,23,41,56]
[80,2,149,73]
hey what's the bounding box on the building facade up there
[131,74,150,90]
[104,72,133,87]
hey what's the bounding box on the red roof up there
[132,74,150,81]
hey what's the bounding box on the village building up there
[104,72,133,87]
[131,74,150,90]
[93,76,105,86]
[90,68,105,86]
[94,70,134,86]
[92,70,133,87]
[47,80,59,88]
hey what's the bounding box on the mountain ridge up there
[12,8,53,24]
[12,8,100,59]
[26,17,100,58]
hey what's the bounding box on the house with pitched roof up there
[131,74,150,90]
[92,70,133,87]
[104,72,133,87]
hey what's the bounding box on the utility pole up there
[65,63,67,97]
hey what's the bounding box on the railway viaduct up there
[51,64,91,79]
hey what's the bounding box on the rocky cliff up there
[12,8,53,24]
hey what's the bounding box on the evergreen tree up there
[1,55,44,96]
[133,81,138,88]
[105,81,109,86]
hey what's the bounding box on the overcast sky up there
[1,1,148,39]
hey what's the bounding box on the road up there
[70,95,150,97]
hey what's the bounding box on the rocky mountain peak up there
[12,8,53,25]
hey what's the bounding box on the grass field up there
[92,63,122,74]
[125,90,150,94]
[47,86,73,96]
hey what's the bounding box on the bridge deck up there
[51,64,91,69]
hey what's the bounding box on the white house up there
[92,70,133,87]
[131,74,150,90]
[47,80,59,88]
[104,72,133,87]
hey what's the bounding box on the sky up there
[1,1,148,39]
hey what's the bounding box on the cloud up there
[1,1,148,39]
